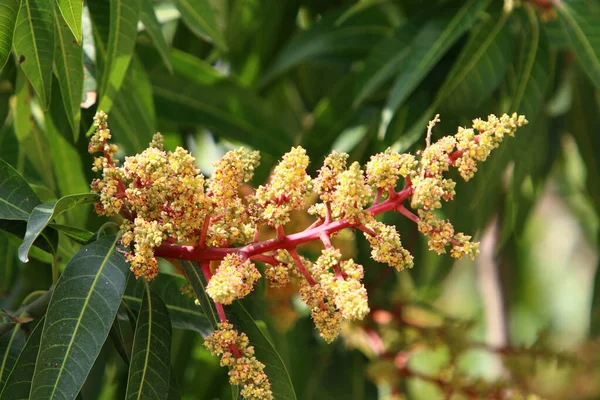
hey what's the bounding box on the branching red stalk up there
[154,185,414,262]
[289,248,317,286]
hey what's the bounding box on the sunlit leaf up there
[56,0,83,43]
[175,0,227,52]
[13,0,54,108]
[18,193,99,262]
[52,6,83,141]
[30,235,130,400]
[125,283,172,400]
[557,1,600,91]
[0,0,20,69]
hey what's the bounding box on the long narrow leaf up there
[0,324,26,393]
[13,0,55,108]
[52,6,83,141]
[557,1,600,91]
[97,0,141,114]
[0,158,41,220]
[18,193,99,262]
[0,320,43,399]
[139,0,172,73]
[0,0,20,69]
[125,283,172,400]
[175,0,227,52]
[29,235,130,400]
[379,0,490,137]
[124,273,213,336]
[56,0,82,43]
[230,302,297,400]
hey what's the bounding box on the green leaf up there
[396,10,514,150]
[352,28,415,108]
[0,220,58,258]
[29,235,130,400]
[230,302,297,400]
[18,193,99,262]
[13,71,55,192]
[150,69,291,156]
[556,1,600,91]
[261,11,389,86]
[124,273,212,336]
[0,323,26,393]
[48,224,94,243]
[97,0,141,114]
[125,283,172,400]
[139,0,173,73]
[175,0,227,52]
[45,112,91,225]
[180,261,218,330]
[437,11,513,113]
[56,0,82,43]
[13,0,55,108]
[0,0,19,69]
[52,6,83,141]
[379,0,490,136]
[0,319,43,399]
[110,56,157,153]
[0,157,41,220]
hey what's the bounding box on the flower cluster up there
[206,254,261,304]
[204,322,273,400]
[89,111,526,398]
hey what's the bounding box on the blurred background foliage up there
[1,0,600,399]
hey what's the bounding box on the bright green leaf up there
[52,6,83,141]
[97,0,141,114]
[557,1,600,91]
[56,0,82,43]
[48,224,94,243]
[18,193,99,262]
[29,235,130,400]
[124,274,213,336]
[0,319,43,399]
[176,0,227,52]
[0,0,20,69]
[13,0,55,108]
[379,0,490,137]
[230,302,297,400]
[125,283,172,400]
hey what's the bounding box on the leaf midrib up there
[43,236,119,399]
[559,2,600,82]
[23,0,47,103]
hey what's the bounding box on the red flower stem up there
[289,248,317,286]
[154,186,414,262]
[276,225,286,240]
[373,188,382,205]
[325,202,333,223]
[396,204,419,224]
[250,254,279,265]
[319,233,344,278]
[355,224,376,237]
[198,215,210,249]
